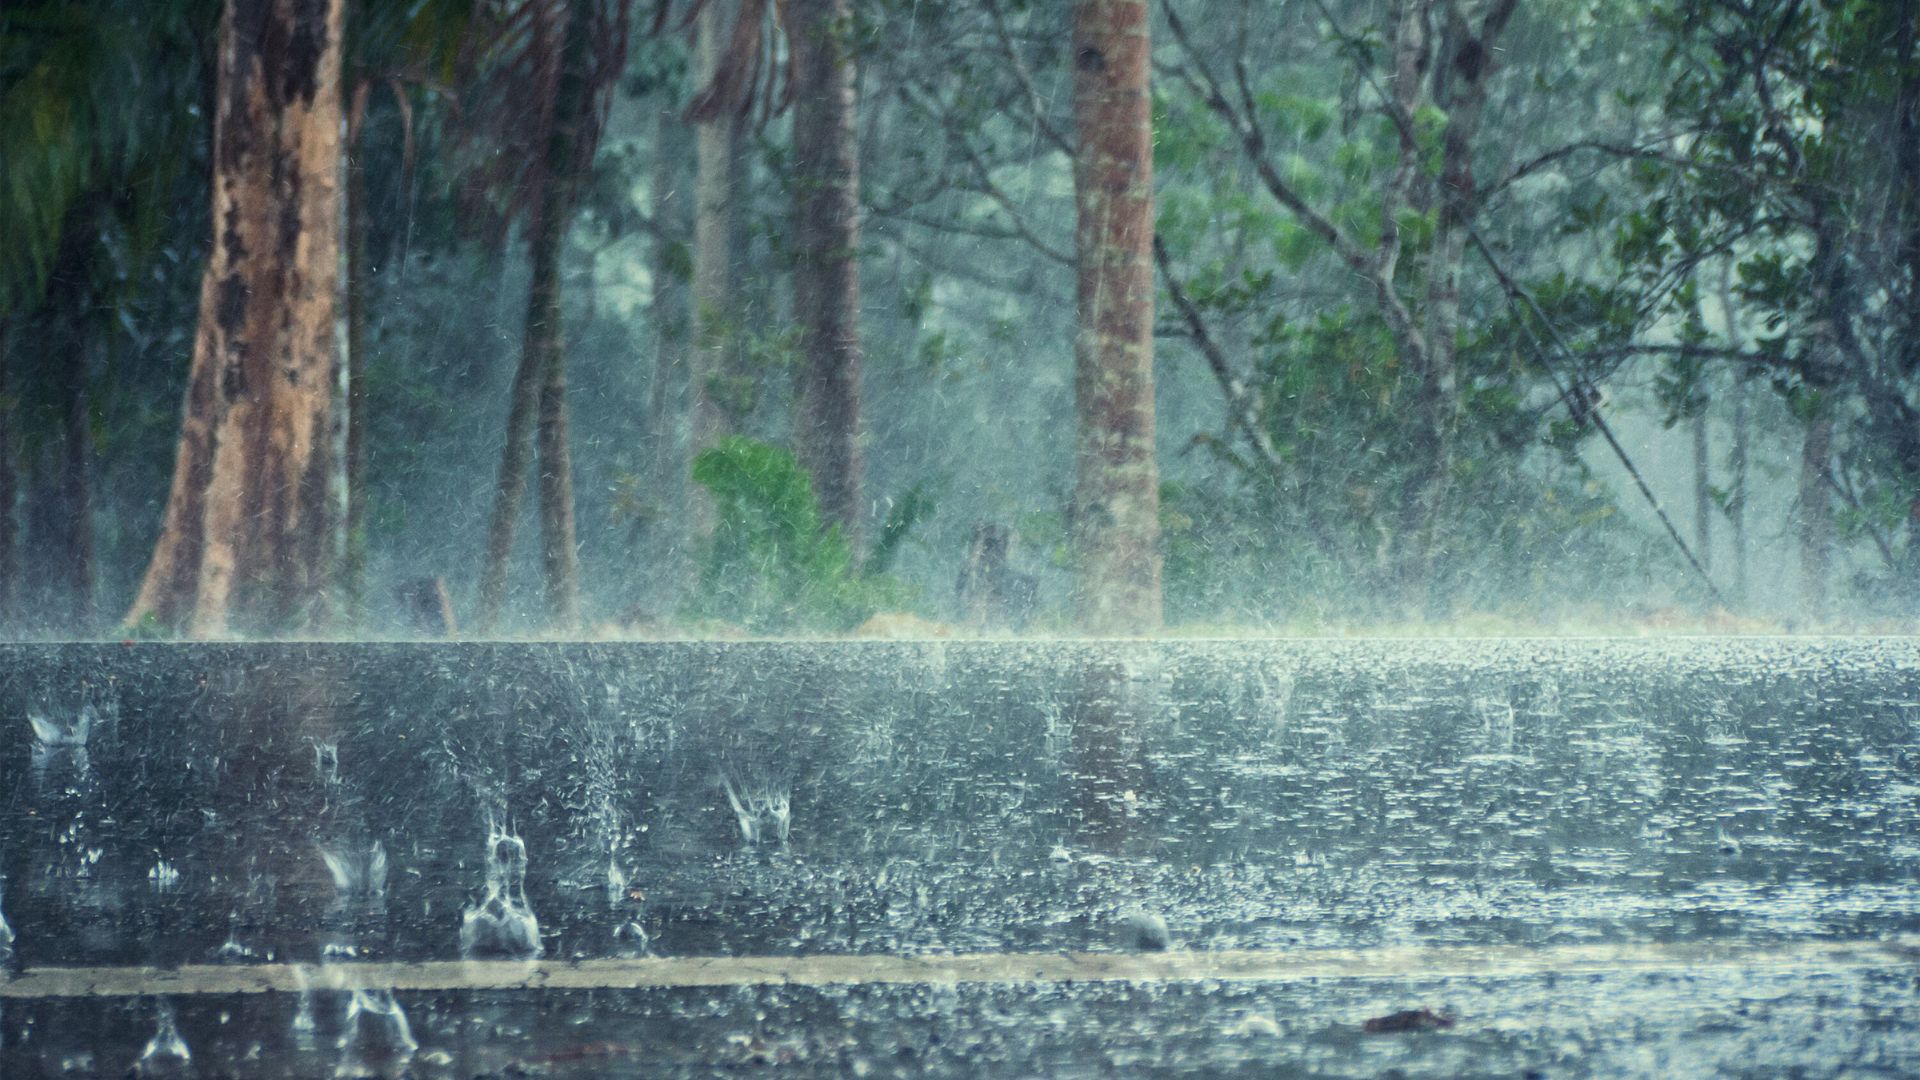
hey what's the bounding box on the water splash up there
[0,880,13,959]
[721,774,791,845]
[614,917,651,955]
[337,986,419,1059]
[459,820,541,957]
[147,860,181,890]
[312,739,340,785]
[28,703,94,748]
[1116,908,1171,951]
[319,840,388,902]
[289,966,318,1048]
[211,915,256,961]
[133,999,191,1076]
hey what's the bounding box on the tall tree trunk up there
[1799,410,1833,619]
[125,0,347,638]
[1070,0,1161,633]
[1400,0,1519,605]
[688,0,745,543]
[536,270,581,629]
[534,6,592,632]
[475,2,588,633]
[473,298,544,634]
[789,0,865,551]
[1691,405,1712,576]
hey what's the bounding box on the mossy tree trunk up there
[126,0,347,638]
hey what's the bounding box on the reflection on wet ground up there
[1,638,1917,1076]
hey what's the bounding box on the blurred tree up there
[125,0,349,637]
[2,0,218,635]
[466,0,637,633]
[339,0,476,623]
[1619,0,1920,610]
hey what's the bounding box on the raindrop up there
[133,999,191,1076]
[721,774,792,845]
[319,840,388,902]
[312,739,340,784]
[290,967,318,1046]
[148,860,181,890]
[460,820,541,957]
[337,987,418,1053]
[28,704,93,748]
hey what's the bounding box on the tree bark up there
[789,0,865,551]
[125,0,347,638]
[688,0,746,543]
[1070,0,1162,633]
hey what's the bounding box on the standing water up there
[0,639,1916,1076]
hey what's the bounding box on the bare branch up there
[983,0,1073,156]
[1153,235,1288,479]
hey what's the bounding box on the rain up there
[3,0,1920,1076]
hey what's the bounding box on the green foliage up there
[0,0,215,320]
[864,482,938,577]
[687,437,913,632]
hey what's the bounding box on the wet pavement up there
[1,638,1917,1076]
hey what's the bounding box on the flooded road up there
[2,638,1917,1076]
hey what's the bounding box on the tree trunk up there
[1400,0,1519,605]
[475,2,588,634]
[1799,410,1833,619]
[789,0,865,551]
[473,297,544,634]
[1070,0,1162,634]
[535,267,581,630]
[533,6,592,632]
[688,0,745,543]
[125,0,347,638]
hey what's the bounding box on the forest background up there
[2,0,1916,638]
